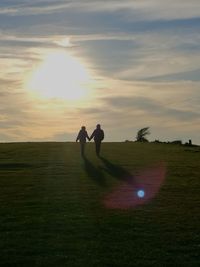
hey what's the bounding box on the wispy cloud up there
[102,95,200,121]
[1,0,200,20]
[0,0,200,143]
[0,1,71,15]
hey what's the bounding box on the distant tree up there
[136,127,150,142]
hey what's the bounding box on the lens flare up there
[137,190,145,198]
[103,162,166,210]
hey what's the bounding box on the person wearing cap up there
[76,126,90,157]
[90,124,104,156]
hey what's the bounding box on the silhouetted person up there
[90,124,104,156]
[76,126,90,157]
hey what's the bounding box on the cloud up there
[0,1,199,143]
[1,16,198,86]
[103,95,200,121]
[0,1,72,16]
[1,0,200,21]
[51,131,76,142]
[0,76,199,143]
[145,68,200,82]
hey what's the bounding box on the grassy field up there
[0,142,199,267]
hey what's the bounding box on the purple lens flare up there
[103,162,166,210]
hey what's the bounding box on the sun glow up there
[28,51,91,100]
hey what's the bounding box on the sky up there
[0,0,200,144]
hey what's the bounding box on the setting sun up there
[28,51,91,100]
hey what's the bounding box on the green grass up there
[0,142,199,267]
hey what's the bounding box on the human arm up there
[101,130,104,140]
[89,130,95,141]
[86,131,90,141]
[76,131,80,142]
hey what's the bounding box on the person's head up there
[96,124,101,129]
[81,126,86,130]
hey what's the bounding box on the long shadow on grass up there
[100,157,135,184]
[83,156,106,187]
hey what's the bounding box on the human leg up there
[80,142,85,156]
[95,141,101,156]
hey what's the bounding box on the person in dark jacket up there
[90,124,104,156]
[76,126,90,157]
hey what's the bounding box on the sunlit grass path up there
[0,142,199,267]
